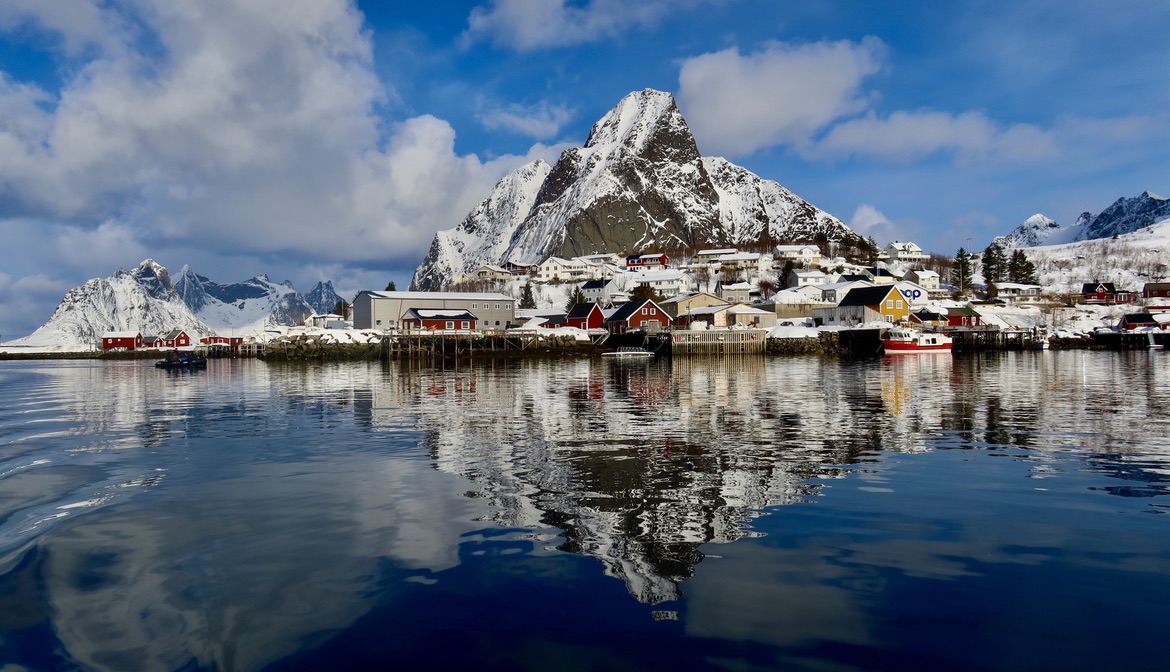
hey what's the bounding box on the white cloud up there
[460,0,690,51]
[478,101,574,139]
[676,39,886,157]
[0,0,562,337]
[849,204,890,235]
[0,0,124,55]
[809,110,1058,163]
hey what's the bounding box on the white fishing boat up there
[881,327,953,354]
[602,346,654,358]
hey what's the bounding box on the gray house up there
[353,290,515,331]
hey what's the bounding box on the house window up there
[641,308,648,315]
[445,321,454,329]
[472,303,478,309]
[886,315,893,323]
[896,300,904,309]
[886,300,893,308]
[376,319,382,325]
[495,303,501,309]
[461,321,470,329]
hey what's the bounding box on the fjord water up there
[1,353,1168,671]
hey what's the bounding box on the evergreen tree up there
[953,248,973,295]
[628,283,663,303]
[565,286,586,312]
[1008,249,1038,284]
[384,280,397,291]
[982,244,1007,285]
[981,244,1007,298]
[519,282,536,309]
[331,300,348,317]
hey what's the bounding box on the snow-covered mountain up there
[993,214,1063,248]
[14,260,211,349]
[411,89,854,290]
[304,281,346,315]
[13,261,340,350]
[996,192,1170,248]
[173,266,321,331]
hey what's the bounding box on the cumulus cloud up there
[478,100,574,139]
[460,0,695,51]
[809,110,1058,163]
[677,38,886,157]
[0,0,557,338]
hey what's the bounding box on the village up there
[96,239,1170,358]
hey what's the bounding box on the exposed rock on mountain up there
[1072,191,1170,242]
[304,281,346,315]
[411,89,853,290]
[999,192,1170,248]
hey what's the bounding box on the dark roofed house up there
[909,309,948,329]
[565,303,604,330]
[604,298,670,334]
[1119,313,1159,330]
[1080,282,1132,305]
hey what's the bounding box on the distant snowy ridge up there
[411,89,854,290]
[12,260,343,350]
[995,191,1169,248]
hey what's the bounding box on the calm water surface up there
[1,352,1168,671]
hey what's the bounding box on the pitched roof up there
[838,285,902,307]
[566,303,600,319]
[606,299,661,323]
[405,308,477,321]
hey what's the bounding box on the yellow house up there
[812,285,910,327]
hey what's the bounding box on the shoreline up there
[0,333,1139,362]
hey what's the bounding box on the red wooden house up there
[945,306,983,327]
[200,335,245,347]
[160,329,191,348]
[565,303,604,330]
[1081,282,1132,305]
[401,308,477,331]
[1118,313,1160,330]
[604,299,670,334]
[101,331,143,349]
[625,253,668,270]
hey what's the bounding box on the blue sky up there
[1,0,1168,338]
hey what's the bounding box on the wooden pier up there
[670,329,768,355]
[380,330,609,361]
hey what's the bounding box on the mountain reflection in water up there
[1,352,1168,671]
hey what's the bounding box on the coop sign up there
[904,288,923,301]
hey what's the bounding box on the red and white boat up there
[881,327,953,354]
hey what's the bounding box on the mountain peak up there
[584,89,686,153]
[410,88,853,290]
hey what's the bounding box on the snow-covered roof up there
[408,309,476,320]
[368,290,512,301]
[102,331,140,338]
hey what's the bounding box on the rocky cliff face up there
[410,89,853,290]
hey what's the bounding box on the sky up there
[1,0,1169,339]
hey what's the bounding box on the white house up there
[883,241,928,264]
[716,252,772,276]
[787,269,828,289]
[693,248,739,265]
[903,269,941,292]
[993,282,1044,303]
[774,244,822,267]
[627,270,692,297]
[820,280,875,305]
[718,281,756,303]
